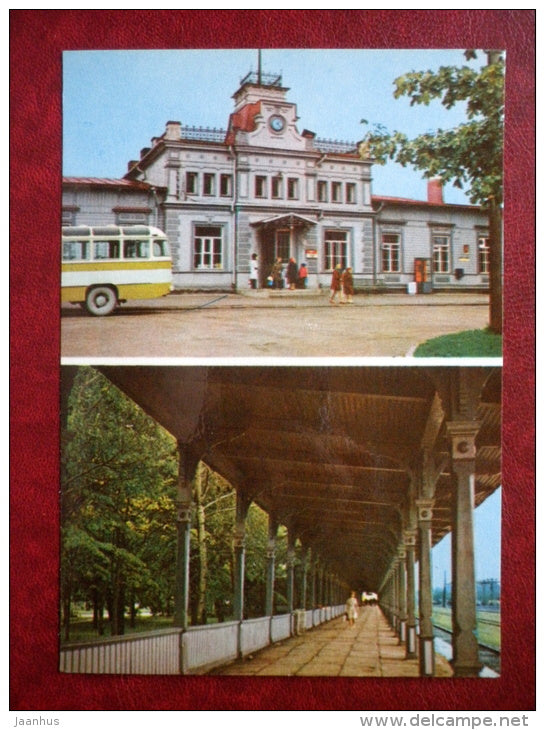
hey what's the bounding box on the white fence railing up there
[60,605,345,675]
[270,613,291,643]
[59,628,182,675]
[182,621,239,674]
[240,616,271,657]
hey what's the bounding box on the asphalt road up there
[61,290,491,359]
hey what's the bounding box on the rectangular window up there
[186,172,198,195]
[345,183,356,204]
[478,235,490,274]
[324,230,348,271]
[115,211,148,225]
[271,175,283,199]
[255,175,267,198]
[220,174,233,197]
[203,173,215,196]
[62,209,77,226]
[381,233,401,273]
[62,240,88,261]
[287,178,299,200]
[433,234,450,273]
[193,225,223,269]
[331,182,342,203]
[317,180,328,202]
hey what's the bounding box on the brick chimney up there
[427,177,443,204]
[164,121,182,141]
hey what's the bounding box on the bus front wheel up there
[85,286,117,316]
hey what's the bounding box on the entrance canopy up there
[251,213,317,229]
[87,365,500,592]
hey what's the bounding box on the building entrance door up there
[275,230,291,262]
[414,258,432,293]
[260,229,291,287]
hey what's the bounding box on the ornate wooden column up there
[310,555,317,608]
[326,571,332,606]
[265,514,278,617]
[397,546,407,644]
[286,528,295,618]
[416,497,435,677]
[317,565,324,606]
[392,561,399,632]
[174,448,197,629]
[404,529,418,659]
[446,420,482,677]
[300,548,309,609]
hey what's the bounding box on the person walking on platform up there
[341,266,354,304]
[329,264,342,304]
[345,590,359,626]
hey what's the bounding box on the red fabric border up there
[10,9,536,711]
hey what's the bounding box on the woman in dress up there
[329,264,342,304]
[345,590,359,626]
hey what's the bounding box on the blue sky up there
[63,48,486,204]
[432,487,501,585]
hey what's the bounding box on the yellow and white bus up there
[61,225,172,315]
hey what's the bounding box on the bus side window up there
[153,240,167,257]
[95,240,120,259]
[63,241,88,260]
[124,240,149,258]
[124,241,136,258]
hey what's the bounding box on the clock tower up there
[225,66,306,150]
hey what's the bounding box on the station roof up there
[62,177,154,191]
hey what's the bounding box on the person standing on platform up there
[345,590,359,626]
[329,263,342,304]
[298,262,308,289]
[341,266,354,304]
[271,257,284,289]
[287,257,298,290]
[249,253,259,290]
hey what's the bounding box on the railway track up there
[432,624,500,675]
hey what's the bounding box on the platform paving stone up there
[211,606,453,677]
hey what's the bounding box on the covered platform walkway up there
[212,605,453,677]
[60,365,501,678]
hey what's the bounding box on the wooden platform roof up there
[75,365,501,592]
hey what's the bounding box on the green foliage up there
[61,367,304,639]
[61,367,178,638]
[361,51,504,206]
[413,328,502,357]
[361,50,505,334]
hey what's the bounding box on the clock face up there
[269,115,285,132]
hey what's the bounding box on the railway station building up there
[62,70,491,294]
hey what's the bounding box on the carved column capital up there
[445,420,480,461]
[415,499,434,523]
[176,504,192,523]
